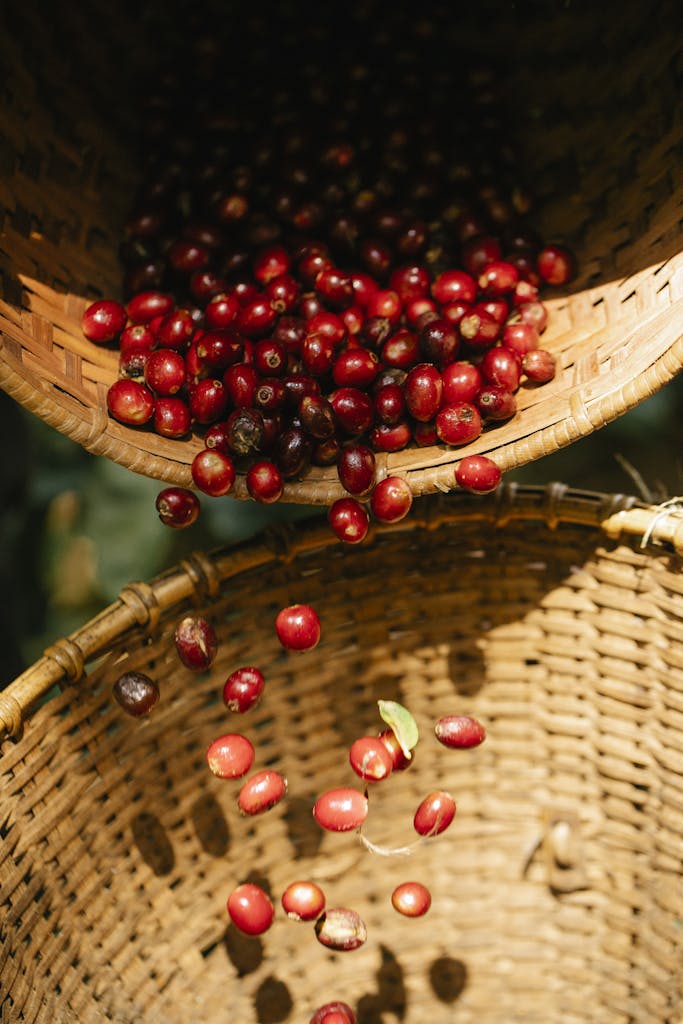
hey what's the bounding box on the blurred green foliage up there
[2,372,683,686]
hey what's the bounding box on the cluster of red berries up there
[113,598,486,1017]
[82,22,576,538]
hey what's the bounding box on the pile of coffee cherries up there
[81,7,575,543]
[113,598,486,1020]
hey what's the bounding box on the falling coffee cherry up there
[391,881,432,917]
[435,715,486,749]
[112,671,159,717]
[174,615,217,671]
[275,604,321,651]
[315,907,367,951]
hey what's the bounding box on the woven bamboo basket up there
[0,4,682,504]
[1,484,682,1023]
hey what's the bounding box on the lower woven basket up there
[1,485,682,1024]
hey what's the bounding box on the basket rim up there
[3,481,683,746]
[2,265,683,503]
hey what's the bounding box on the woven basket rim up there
[2,271,683,503]
[3,481,683,746]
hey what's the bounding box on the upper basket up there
[0,2,682,504]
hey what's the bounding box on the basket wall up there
[1,489,682,1023]
[0,3,682,500]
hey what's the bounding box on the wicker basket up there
[0,4,682,504]
[1,484,682,1023]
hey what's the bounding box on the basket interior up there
[0,2,682,499]
[1,501,682,1023]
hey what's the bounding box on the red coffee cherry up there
[337,445,376,496]
[191,449,236,497]
[281,881,326,922]
[391,881,432,918]
[106,379,155,425]
[348,736,393,781]
[378,728,412,771]
[404,363,443,421]
[435,715,486,749]
[370,476,413,524]
[537,244,576,286]
[455,455,502,494]
[413,791,457,837]
[435,402,482,446]
[206,733,255,779]
[246,460,284,503]
[174,615,218,671]
[275,604,321,651]
[126,290,174,324]
[155,487,200,528]
[238,769,288,815]
[227,883,274,935]
[313,788,368,832]
[523,348,556,383]
[223,666,265,713]
[82,299,127,343]
[309,1002,356,1024]
[328,497,370,544]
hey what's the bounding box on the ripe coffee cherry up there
[435,715,486,749]
[282,881,326,922]
[480,347,521,391]
[332,347,378,388]
[455,455,502,494]
[238,769,288,815]
[223,666,265,713]
[223,408,264,457]
[206,733,255,779]
[537,244,576,285]
[153,397,191,438]
[144,348,186,395]
[204,292,240,329]
[313,788,368,832]
[329,387,374,436]
[370,476,413,523]
[435,402,482,446]
[113,671,159,717]
[275,604,321,651]
[337,444,375,496]
[413,791,457,837]
[155,308,196,350]
[390,264,430,303]
[349,736,393,781]
[309,1002,356,1024]
[476,385,516,421]
[126,290,174,324]
[120,322,155,355]
[328,497,370,544]
[381,327,420,369]
[523,348,556,382]
[419,317,459,368]
[370,421,412,452]
[391,881,432,918]
[191,449,235,497]
[404,363,443,421]
[190,378,229,423]
[432,269,477,306]
[227,883,274,936]
[315,908,367,951]
[462,234,502,276]
[107,379,155,425]
[246,460,284,503]
[517,300,548,333]
[478,260,519,297]
[155,487,200,528]
[82,299,127,342]
[442,361,482,404]
[378,728,412,771]
[459,309,500,349]
[502,321,539,356]
[174,615,218,671]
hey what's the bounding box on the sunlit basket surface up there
[0,3,682,503]
[1,484,682,1023]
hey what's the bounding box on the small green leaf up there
[377,700,419,760]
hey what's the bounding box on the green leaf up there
[377,700,419,760]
